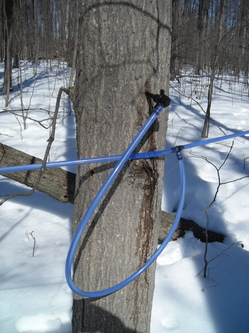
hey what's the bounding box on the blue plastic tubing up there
[65,103,186,297]
[1,129,249,174]
[66,155,185,297]
[65,103,167,297]
[1,110,249,298]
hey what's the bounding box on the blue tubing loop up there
[65,102,168,297]
[0,130,249,174]
[65,150,186,298]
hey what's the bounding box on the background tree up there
[234,0,249,78]
[196,0,209,74]
[71,1,171,332]
[2,0,13,106]
[1,0,248,98]
[201,0,227,138]
[171,0,182,75]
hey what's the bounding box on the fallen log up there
[0,143,225,243]
[0,143,75,204]
[159,211,225,243]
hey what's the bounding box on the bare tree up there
[2,0,13,105]
[0,2,4,60]
[235,0,249,77]
[69,0,79,86]
[171,0,182,75]
[196,0,210,74]
[201,0,227,138]
[71,1,171,332]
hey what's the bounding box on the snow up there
[1,62,249,332]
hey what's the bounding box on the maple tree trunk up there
[71,1,172,332]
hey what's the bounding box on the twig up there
[29,231,36,257]
[5,111,53,129]
[0,86,67,205]
[170,83,226,135]
[187,140,247,277]
[170,83,207,114]
[0,108,52,114]
[197,242,235,277]
[221,175,249,185]
[202,140,235,277]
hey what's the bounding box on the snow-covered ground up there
[1,62,249,332]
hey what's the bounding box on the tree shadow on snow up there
[162,101,249,332]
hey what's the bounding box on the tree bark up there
[71,1,171,332]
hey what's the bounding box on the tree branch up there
[0,87,74,205]
[170,83,226,136]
